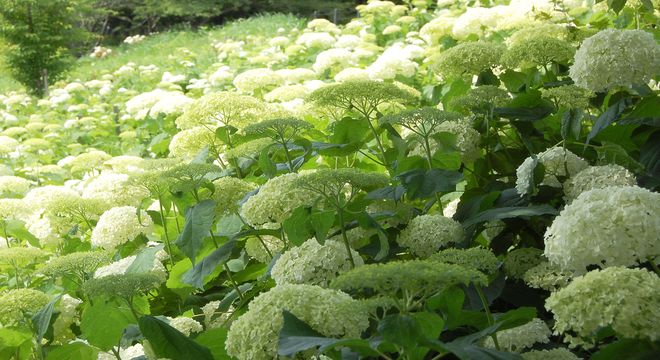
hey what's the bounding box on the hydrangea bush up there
[0,0,657,359]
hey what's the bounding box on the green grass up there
[0,13,305,92]
[67,13,305,82]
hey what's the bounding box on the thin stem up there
[158,197,175,269]
[475,286,500,351]
[648,257,660,276]
[365,117,388,166]
[280,138,296,173]
[337,208,356,268]
[223,263,245,301]
[172,203,182,234]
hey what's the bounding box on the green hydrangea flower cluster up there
[546,267,660,347]
[522,261,575,291]
[433,41,504,79]
[483,318,551,352]
[397,214,464,258]
[0,288,50,326]
[175,91,265,130]
[212,177,256,215]
[271,238,363,287]
[502,35,574,69]
[40,250,111,281]
[503,248,544,279]
[430,247,499,275]
[540,85,592,110]
[225,284,369,360]
[521,348,581,360]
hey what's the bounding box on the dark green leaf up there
[607,0,627,13]
[592,338,657,360]
[310,210,335,244]
[139,316,213,360]
[587,97,633,144]
[126,245,164,274]
[182,239,236,289]
[462,205,557,228]
[560,108,582,141]
[175,200,216,264]
[365,185,406,202]
[378,314,423,350]
[396,169,463,199]
[258,146,277,178]
[331,117,369,144]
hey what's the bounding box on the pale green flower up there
[544,186,660,273]
[244,230,284,263]
[451,86,510,115]
[224,138,273,159]
[0,289,50,326]
[166,316,203,336]
[515,147,589,196]
[168,126,217,159]
[397,214,464,258]
[430,247,500,275]
[504,248,545,279]
[40,250,111,281]
[563,165,636,203]
[483,318,551,352]
[433,41,504,79]
[569,29,660,92]
[502,35,574,68]
[175,92,265,130]
[0,176,31,197]
[271,238,363,287]
[212,177,256,215]
[225,284,369,360]
[521,348,581,360]
[82,273,164,301]
[546,267,660,347]
[540,85,592,110]
[523,261,575,291]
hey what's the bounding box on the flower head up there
[40,250,111,280]
[271,238,363,287]
[502,35,574,68]
[544,186,660,273]
[563,165,636,203]
[504,248,545,279]
[433,41,503,79]
[175,92,265,130]
[226,284,369,360]
[91,206,153,249]
[430,247,499,275]
[546,267,660,347]
[397,214,464,258]
[569,29,660,92]
[0,289,49,326]
[515,147,588,196]
[483,318,551,352]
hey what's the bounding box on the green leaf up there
[607,0,627,13]
[215,213,244,237]
[182,239,236,289]
[282,206,313,247]
[378,314,423,350]
[494,307,537,331]
[310,210,335,244]
[5,219,39,248]
[45,342,100,360]
[258,146,276,178]
[560,108,582,141]
[0,328,32,360]
[126,245,164,274]
[138,316,213,360]
[587,97,633,144]
[462,205,557,228]
[80,302,135,350]
[194,328,231,360]
[619,96,660,126]
[396,169,463,199]
[592,338,657,360]
[175,200,216,264]
[331,116,369,144]
[32,296,60,343]
[277,310,377,357]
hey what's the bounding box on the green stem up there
[648,257,660,276]
[475,286,500,351]
[337,209,356,269]
[280,138,297,173]
[158,197,175,269]
[223,263,245,301]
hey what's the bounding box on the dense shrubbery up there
[0,0,659,359]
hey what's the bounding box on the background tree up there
[0,0,93,96]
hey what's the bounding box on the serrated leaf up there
[139,316,213,360]
[80,302,135,350]
[175,200,216,264]
[282,206,313,246]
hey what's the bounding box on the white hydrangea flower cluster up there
[563,165,636,202]
[233,68,284,94]
[515,147,588,196]
[226,284,369,360]
[271,239,363,287]
[91,206,153,249]
[546,267,660,348]
[296,32,336,49]
[0,175,31,197]
[94,254,166,279]
[81,172,149,208]
[202,301,234,329]
[367,43,423,80]
[483,318,551,352]
[168,126,216,158]
[166,316,203,336]
[125,89,193,120]
[397,214,464,258]
[569,29,660,92]
[52,295,82,343]
[544,186,660,273]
